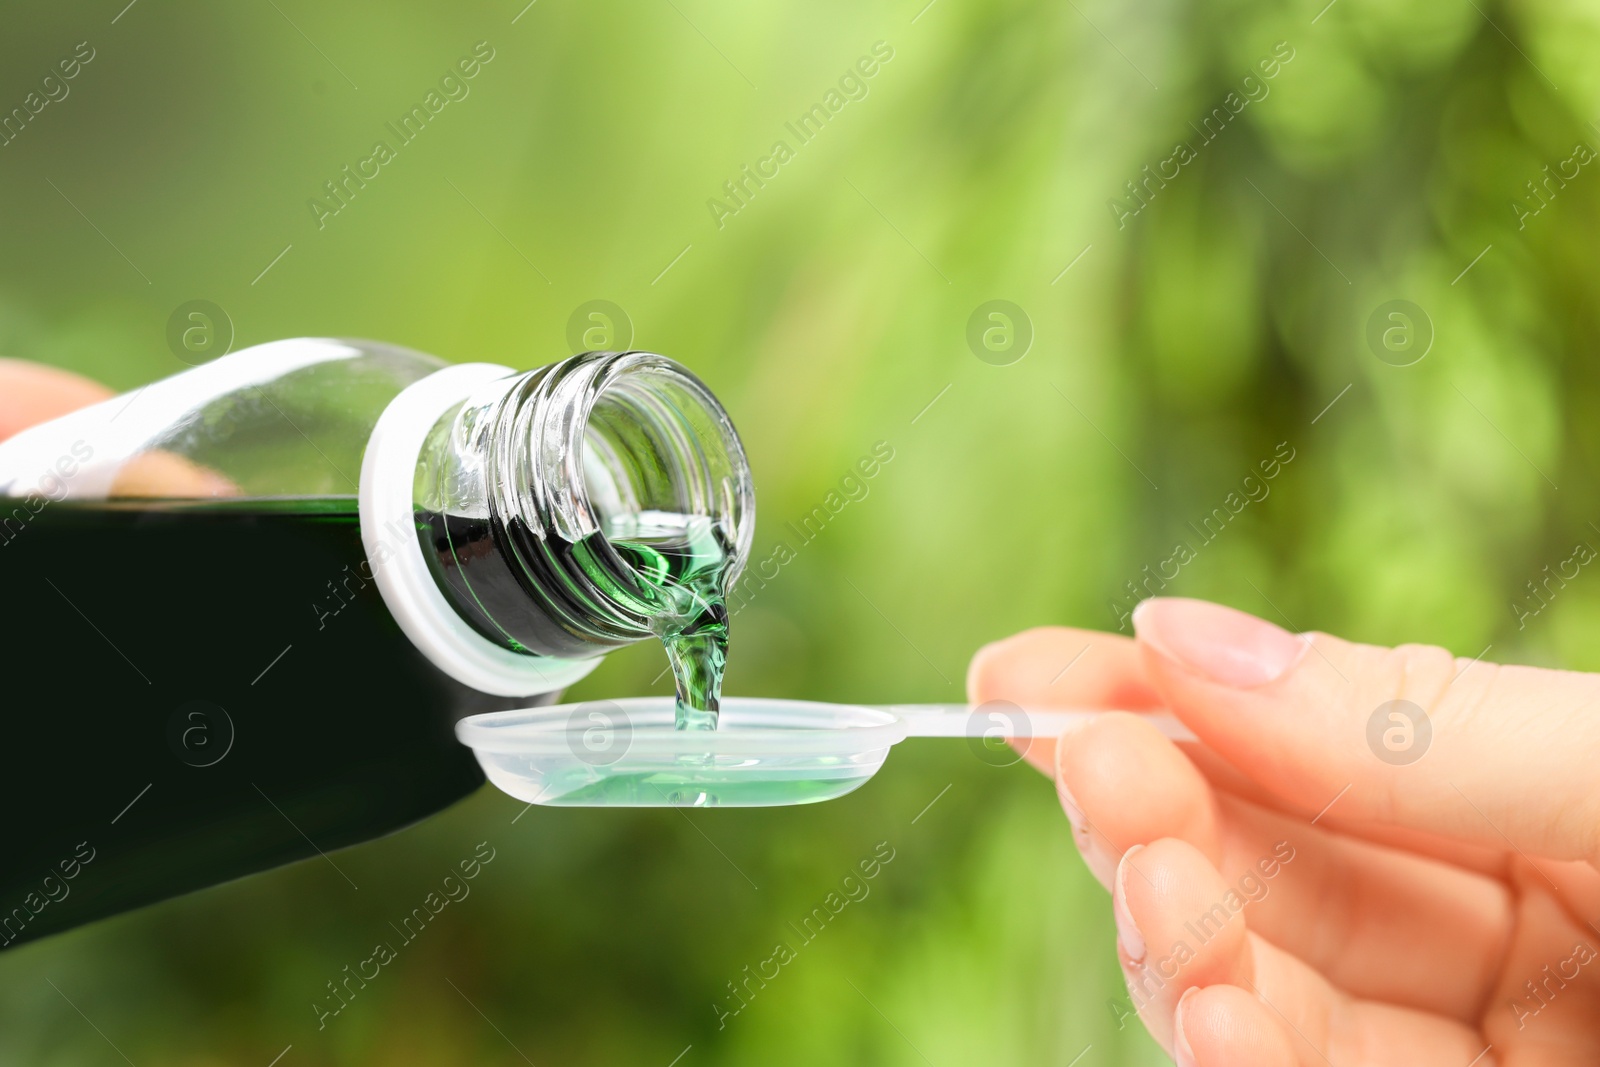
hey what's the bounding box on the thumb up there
[1132,596,1600,866]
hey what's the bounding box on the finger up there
[1246,936,1489,1067]
[0,360,237,498]
[998,621,1520,881]
[1062,715,1512,1018]
[1116,838,1488,1066]
[1221,796,1508,1021]
[0,359,111,441]
[967,627,1164,773]
[1174,985,1300,1067]
[1163,720,1515,879]
[1517,854,1600,931]
[1054,711,1221,886]
[972,615,1547,893]
[110,451,239,497]
[1482,876,1600,1062]
[989,626,1514,880]
[1132,597,1600,866]
[1113,839,1252,1051]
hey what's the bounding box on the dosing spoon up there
[456,697,1197,808]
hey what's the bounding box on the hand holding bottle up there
[970,597,1600,1066]
[0,358,109,440]
[0,358,237,495]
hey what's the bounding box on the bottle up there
[0,338,752,949]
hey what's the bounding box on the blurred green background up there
[4,0,1599,1062]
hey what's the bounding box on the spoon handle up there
[883,704,1197,743]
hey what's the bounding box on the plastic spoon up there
[456,697,1196,808]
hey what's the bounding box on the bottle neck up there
[412,352,753,662]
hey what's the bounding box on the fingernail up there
[1133,598,1306,689]
[1056,777,1118,888]
[1053,724,1117,887]
[1174,987,1200,1067]
[1113,844,1147,964]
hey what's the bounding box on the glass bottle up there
[0,338,752,949]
